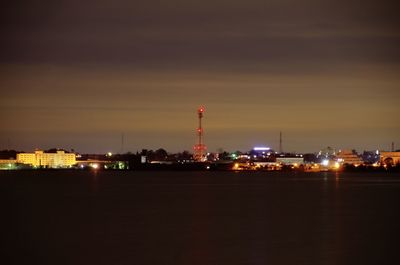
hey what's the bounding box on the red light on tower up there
[193,106,207,162]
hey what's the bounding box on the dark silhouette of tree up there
[176,150,192,161]
[0,150,18,159]
[44,148,69,153]
[303,153,318,163]
[154,148,168,161]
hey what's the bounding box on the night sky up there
[1,0,399,153]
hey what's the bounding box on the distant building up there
[380,152,400,166]
[0,159,17,170]
[318,146,336,158]
[17,150,76,168]
[361,151,380,164]
[249,146,274,160]
[336,150,363,166]
[276,157,304,166]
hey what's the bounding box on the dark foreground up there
[2,170,400,265]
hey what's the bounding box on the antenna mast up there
[193,106,207,162]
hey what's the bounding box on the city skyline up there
[1,0,399,153]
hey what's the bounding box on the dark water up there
[2,170,400,265]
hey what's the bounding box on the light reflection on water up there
[2,170,400,265]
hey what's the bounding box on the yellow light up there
[334,162,340,169]
[233,163,239,169]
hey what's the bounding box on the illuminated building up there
[276,157,304,166]
[250,146,273,159]
[318,146,336,158]
[0,159,17,170]
[17,150,76,168]
[336,150,363,166]
[380,151,400,166]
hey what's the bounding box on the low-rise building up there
[0,159,17,170]
[380,152,400,166]
[276,156,304,166]
[336,150,363,166]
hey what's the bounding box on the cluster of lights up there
[194,145,207,150]
[253,147,270,151]
[320,159,341,170]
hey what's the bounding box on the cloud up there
[1,0,399,66]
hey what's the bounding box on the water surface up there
[2,170,400,265]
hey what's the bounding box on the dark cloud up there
[2,0,399,66]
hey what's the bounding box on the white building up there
[336,150,363,166]
[276,157,304,166]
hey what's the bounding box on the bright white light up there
[107,152,112,156]
[322,159,329,166]
[253,147,270,151]
[91,163,99,169]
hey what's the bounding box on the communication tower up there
[193,106,207,162]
